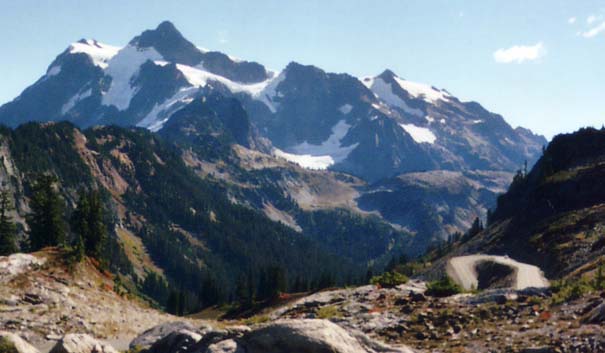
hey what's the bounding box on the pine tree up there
[71,189,107,259]
[166,290,180,315]
[0,187,18,256]
[27,175,66,251]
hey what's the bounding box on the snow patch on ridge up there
[399,123,437,144]
[69,40,120,69]
[137,86,198,132]
[339,104,353,114]
[363,77,424,117]
[101,45,163,111]
[62,88,92,115]
[47,66,61,77]
[273,120,358,170]
[176,64,285,113]
[392,76,450,103]
[138,65,284,131]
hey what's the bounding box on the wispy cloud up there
[568,17,577,24]
[493,42,546,64]
[581,21,605,38]
[587,15,599,24]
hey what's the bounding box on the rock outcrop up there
[49,334,117,353]
[137,319,414,353]
[0,332,39,353]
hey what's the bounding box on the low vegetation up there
[316,305,343,319]
[0,337,17,353]
[370,271,409,288]
[425,276,463,297]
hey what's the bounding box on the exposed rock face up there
[137,319,414,353]
[140,329,202,353]
[583,301,605,324]
[49,334,117,353]
[129,322,205,350]
[0,254,46,282]
[0,332,39,353]
[241,319,414,353]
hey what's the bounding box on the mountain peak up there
[130,21,203,66]
[156,20,179,33]
[378,69,398,79]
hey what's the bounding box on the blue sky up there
[1,0,603,139]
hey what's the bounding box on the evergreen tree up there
[166,290,180,315]
[27,175,66,251]
[71,189,107,259]
[0,187,18,256]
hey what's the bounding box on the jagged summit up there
[130,20,203,66]
[377,68,397,79]
[0,21,546,185]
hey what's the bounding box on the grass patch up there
[0,337,18,353]
[316,305,342,319]
[242,314,270,326]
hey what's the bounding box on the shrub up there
[370,271,409,288]
[551,279,593,304]
[425,276,462,297]
[0,337,18,353]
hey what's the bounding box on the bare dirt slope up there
[446,255,550,290]
[0,249,201,351]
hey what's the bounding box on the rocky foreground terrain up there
[2,249,605,353]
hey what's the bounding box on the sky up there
[0,0,603,140]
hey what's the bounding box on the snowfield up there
[273,120,358,170]
[69,39,120,69]
[363,77,424,117]
[101,45,163,110]
[399,123,437,144]
[446,254,550,290]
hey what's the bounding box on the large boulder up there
[0,332,39,353]
[241,319,414,353]
[49,334,117,353]
[132,319,413,353]
[142,330,201,353]
[205,339,244,353]
[130,322,207,350]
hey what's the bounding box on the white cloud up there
[581,21,605,38]
[568,17,577,24]
[493,42,546,64]
[587,15,599,24]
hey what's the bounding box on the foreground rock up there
[0,249,191,348]
[138,319,414,353]
[0,331,39,353]
[130,321,206,350]
[583,301,605,324]
[242,319,413,353]
[49,334,117,353]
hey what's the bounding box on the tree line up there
[0,174,107,262]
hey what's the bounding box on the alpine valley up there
[6,21,605,353]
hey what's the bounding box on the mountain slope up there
[0,21,548,248]
[427,127,605,280]
[0,21,545,183]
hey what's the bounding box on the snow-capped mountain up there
[0,21,545,183]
